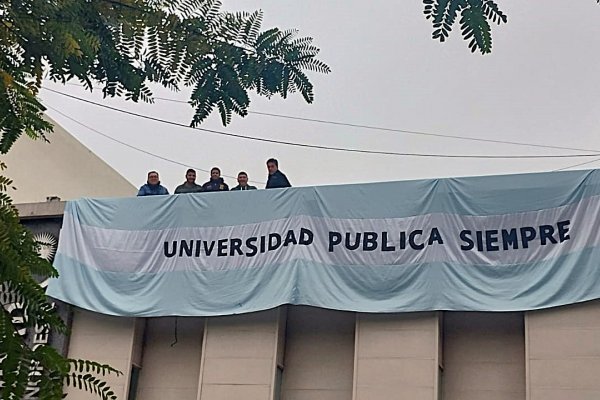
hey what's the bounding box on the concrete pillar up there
[136,317,204,400]
[198,308,285,400]
[353,312,440,400]
[64,308,142,400]
[526,300,600,400]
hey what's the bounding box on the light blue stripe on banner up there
[65,169,600,230]
[48,246,600,317]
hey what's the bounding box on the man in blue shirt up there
[137,171,169,196]
[201,167,229,192]
[265,158,291,189]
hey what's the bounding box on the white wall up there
[4,115,135,203]
[353,312,440,400]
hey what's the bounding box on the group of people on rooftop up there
[137,158,291,196]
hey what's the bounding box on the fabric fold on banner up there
[47,169,600,316]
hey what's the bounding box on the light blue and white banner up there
[47,169,600,316]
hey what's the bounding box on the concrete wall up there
[442,312,525,400]
[63,304,600,400]
[198,309,284,400]
[5,115,135,203]
[136,317,204,400]
[280,306,355,400]
[64,308,140,400]
[526,300,600,400]
[353,312,440,400]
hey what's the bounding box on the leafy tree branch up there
[423,0,598,54]
[0,0,330,153]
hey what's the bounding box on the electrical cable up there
[63,81,600,154]
[553,157,600,172]
[46,92,600,179]
[45,104,266,185]
[170,316,178,347]
[42,87,600,159]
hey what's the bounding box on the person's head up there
[266,158,279,175]
[237,171,249,187]
[147,170,160,185]
[185,168,196,184]
[210,167,221,180]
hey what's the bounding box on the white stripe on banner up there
[57,193,596,273]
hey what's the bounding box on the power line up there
[63,81,600,154]
[44,104,265,185]
[42,87,600,159]
[553,157,600,172]
[44,99,600,183]
[246,112,600,154]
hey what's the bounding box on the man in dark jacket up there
[174,168,203,194]
[137,171,169,196]
[201,167,229,192]
[265,158,291,189]
[231,171,257,191]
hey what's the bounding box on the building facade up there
[17,204,600,400]
[9,132,600,400]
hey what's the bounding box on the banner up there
[47,169,600,316]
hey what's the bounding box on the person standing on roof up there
[174,168,203,194]
[231,171,257,191]
[137,171,169,196]
[202,167,229,192]
[265,158,291,189]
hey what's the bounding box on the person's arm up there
[137,186,146,196]
[283,174,291,188]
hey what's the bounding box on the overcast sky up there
[40,0,600,191]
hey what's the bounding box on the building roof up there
[3,115,136,203]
